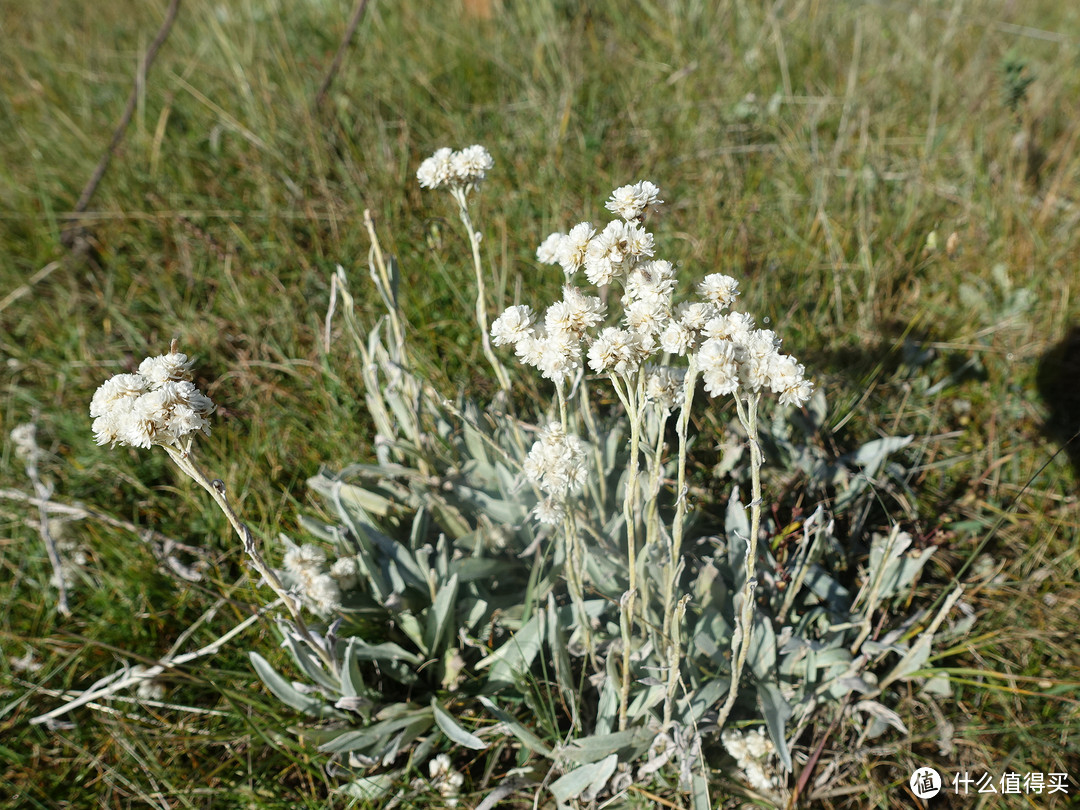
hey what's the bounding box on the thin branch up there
[313,0,371,111]
[62,0,182,248]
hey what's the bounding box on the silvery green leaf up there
[424,573,459,656]
[550,753,618,805]
[626,683,665,720]
[725,488,749,584]
[249,652,341,719]
[349,639,422,665]
[477,696,553,757]
[396,612,425,651]
[920,673,952,697]
[278,626,340,693]
[850,435,913,478]
[680,677,728,725]
[546,597,575,714]
[594,652,621,736]
[801,564,852,613]
[560,728,650,764]
[748,613,778,682]
[478,612,543,687]
[452,558,509,583]
[334,481,395,518]
[453,485,527,525]
[757,681,792,771]
[432,700,487,750]
[337,772,398,800]
[690,769,711,810]
[318,708,433,755]
[463,421,491,469]
[340,637,365,699]
[853,700,908,736]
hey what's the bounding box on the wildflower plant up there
[70,151,965,808]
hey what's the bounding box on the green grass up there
[2,0,1079,806]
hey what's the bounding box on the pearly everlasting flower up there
[491,305,536,347]
[533,330,582,384]
[660,321,695,356]
[588,327,649,376]
[703,311,755,342]
[697,273,740,308]
[450,144,494,186]
[416,147,455,189]
[584,220,653,285]
[523,423,589,506]
[625,265,676,308]
[644,365,686,412]
[536,232,567,265]
[532,496,566,526]
[138,351,195,387]
[698,337,740,397]
[605,180,663,222]
[557,222,595,276]
[304,573,342,612]
[91,355,214,450]
[624,298,670,337]
[545,286,606,340]
[329,557,360,591]
[417,145,493,191]
[428,754,465,807]
[284,543,328,574]
[722,728,783,798]
[768,354,814,406]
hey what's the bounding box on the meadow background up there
[2,0,1079,806]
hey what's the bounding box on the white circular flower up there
[491,305,536,347]
[624,298,670,337]
[605,180,663,221]
[138,352,195,387]
[330,557,360,591]
[588,327,647,376]
[697,273,740,308]
[659,321,694,356]
[698,337,740,397]
[90,373,151,418]
[536,232,567,265]
[557,222,595,276]
[284,543,327,574]
[532,496,566,526]
[416,147,455,189]
[644,365,686,411]
[450,144,494,186]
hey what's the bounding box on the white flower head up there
[557,222,595,277]
[138,351,195,387]
[491,305,536,347]
[698,337,739,397]
[660,321,695,356]
[416,147,455,189]
[546,285,605,339]
[329,557,360,591]
[532,496,566,526]
[624,297,670,337]
[605,180,663,222]
[91,349,214,449]
[450,144,494,186]
[583,220,653,285]
[697,273,740,309]
[588,327,649,376]
[284,543,328,574]
[644,365,686,411]
[536,232,567,265]
[524,423,588,502]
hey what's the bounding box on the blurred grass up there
[2,0,1079,806]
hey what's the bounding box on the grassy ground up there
[2,0,1079,806]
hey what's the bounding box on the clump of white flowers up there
[721,727,785,799]
[90,347,214,449]
[493,180,814,527]
[523,423,589,524]
[416,145,494,191]
[426,754,465,807]
[282,542,343,613]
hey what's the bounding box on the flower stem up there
[715,392,762,730]
[452,189,511,393]
[164,446,339,676]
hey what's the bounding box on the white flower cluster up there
[427,754,465,807]
[90,351,214,449]
[416,145,494,191]
[497,181,814,408]
[283,543,358,613]
[721,727,783,797]
[522,423,589,524]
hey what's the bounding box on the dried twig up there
[62,0,182,249]
[313,0,371,111]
